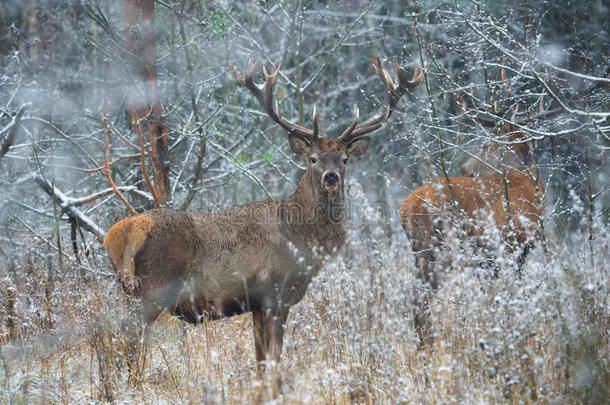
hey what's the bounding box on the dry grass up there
[0,228,608,404]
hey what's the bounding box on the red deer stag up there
[400,122,545,290]
[104,58,423,390]
[400,121,545,344]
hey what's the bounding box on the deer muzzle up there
[323,171,340,192]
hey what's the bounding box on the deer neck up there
[280,167,346,251]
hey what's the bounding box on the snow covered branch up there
[0,105,26,159]
[33,175,107,243]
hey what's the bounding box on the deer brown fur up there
[400,170,543,283]
[104,58,422,391]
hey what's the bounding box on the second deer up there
[401,122,545,287]
[400,121,545,343]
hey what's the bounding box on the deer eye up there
[310,157,317,164]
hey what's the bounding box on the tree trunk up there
[125,0,170,206]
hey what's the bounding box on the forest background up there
[0,0,608,403]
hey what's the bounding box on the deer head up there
[230,58,424,199]
[460,106,560,177]
[460,122,535,177]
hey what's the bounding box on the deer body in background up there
[400,123,544,345]
[104,58,422,390]
[400,123,545,288]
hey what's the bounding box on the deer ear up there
[288,133,312,157]
[346,136,370,158]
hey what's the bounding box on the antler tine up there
[230,59,315,140]
[473,113,497,127]
[312,106,319,140]
[510,103,520,122]
[399,62,425,89]
[376,58,396,91]
[510,88,561,124]
[245,58,261,83]
[229,60,247,86]
[336,57,423,143]
[513,107,562,125]
[230,59,258,91]
[539,88,546,114]
[348,106,389,138]
[338,105,360,140]
[471,96,561,129]
[263,62,279,80]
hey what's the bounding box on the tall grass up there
[0,220,607,404]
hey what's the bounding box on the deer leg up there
[121,312,143,385]
[409,222,438,290]
[123,299,162,385]
[265,308,288,396]
[516,241,534,276]
[414,284,434,349]
[252,309,268,377]
[476,239,499,278]
[418,249,438,291]
[412,244,436,348]
[252,307,288,399]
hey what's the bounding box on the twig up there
[302,0,377,91]
[33,175,107,242]
[133,117,160,207]
[0,105,26,158]
[76,153,143,174]
[102,61,137,216]
[179,107,221,211]
[109,122,142,152]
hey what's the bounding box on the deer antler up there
[472,106,562,127]
[230,59,318,141]
[337,57,424,143]
[472,67,563,128]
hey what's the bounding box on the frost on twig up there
[33,175,106,242]
[0,105,26,159]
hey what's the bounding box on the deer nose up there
[323,172,339,186]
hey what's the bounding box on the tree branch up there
[0,106,26,159]
[33,176,106,243]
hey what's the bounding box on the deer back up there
[401,124,544,251]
